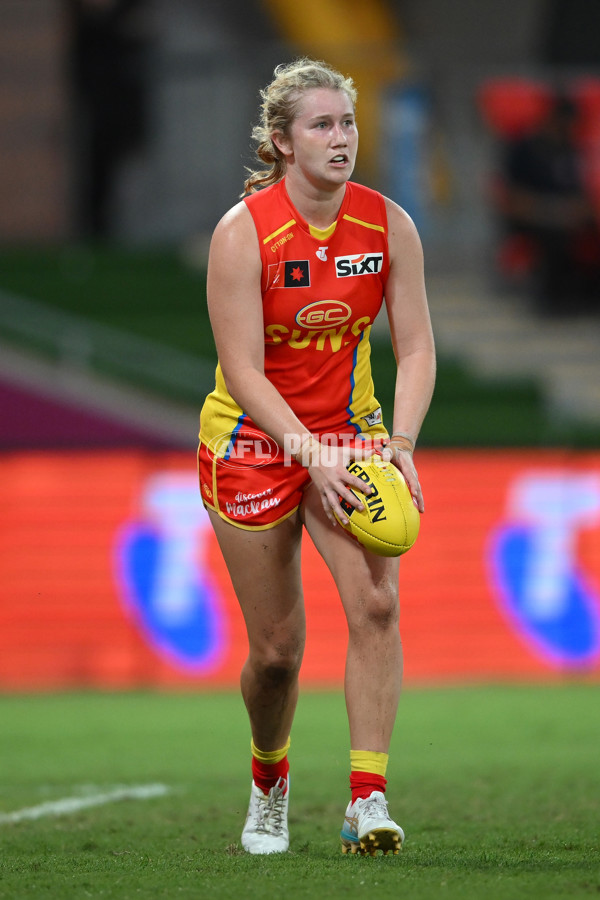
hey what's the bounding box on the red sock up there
[252,755,289,796]
[350,771,387,804]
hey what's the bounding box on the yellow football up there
[334,455,420,557]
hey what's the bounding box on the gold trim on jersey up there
[342,213,385,232]
[263,219,297,244]
[348,324,379,428]
[199,363,246,450]
[308,221,338,241]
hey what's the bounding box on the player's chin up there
[326,162,354,181]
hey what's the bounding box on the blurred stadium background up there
[1,0,600,692]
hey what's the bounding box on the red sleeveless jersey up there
[200,179,389,448]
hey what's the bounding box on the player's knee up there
[252,638,304,686]
[350,586,399,633]
[257,657,301,688]
[366,601,399,632]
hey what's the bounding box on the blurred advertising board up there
[1,450,599,690]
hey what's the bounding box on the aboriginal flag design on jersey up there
[200,179,389,451]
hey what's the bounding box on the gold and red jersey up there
[199,178,389,452]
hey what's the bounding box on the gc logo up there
[295,300,351,330]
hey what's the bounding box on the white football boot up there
[241,776,289,854]
[340,790,404,856]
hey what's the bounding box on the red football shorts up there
[198,426,386,531]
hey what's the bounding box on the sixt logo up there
[295,300,351,330]
[335,253,384,278]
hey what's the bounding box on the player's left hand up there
[381,439,424,513]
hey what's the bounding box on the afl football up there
[335,455,420,556]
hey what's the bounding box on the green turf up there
[0,686,598,899]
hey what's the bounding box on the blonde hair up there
[242,58,357,195]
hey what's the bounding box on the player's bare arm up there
[382,199,436,512]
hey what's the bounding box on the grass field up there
[0,686,598,899]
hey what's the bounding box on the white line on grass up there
[0,783,170,825]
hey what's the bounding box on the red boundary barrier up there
[1,449,599,690]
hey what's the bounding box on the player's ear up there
[271,130,293,159]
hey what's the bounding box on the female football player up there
[198,57,435,855]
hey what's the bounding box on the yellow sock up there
[350,749,389,777]
[251,737,291,764]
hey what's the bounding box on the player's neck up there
[283,176,347,231]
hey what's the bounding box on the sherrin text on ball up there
[335,455,420,557]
